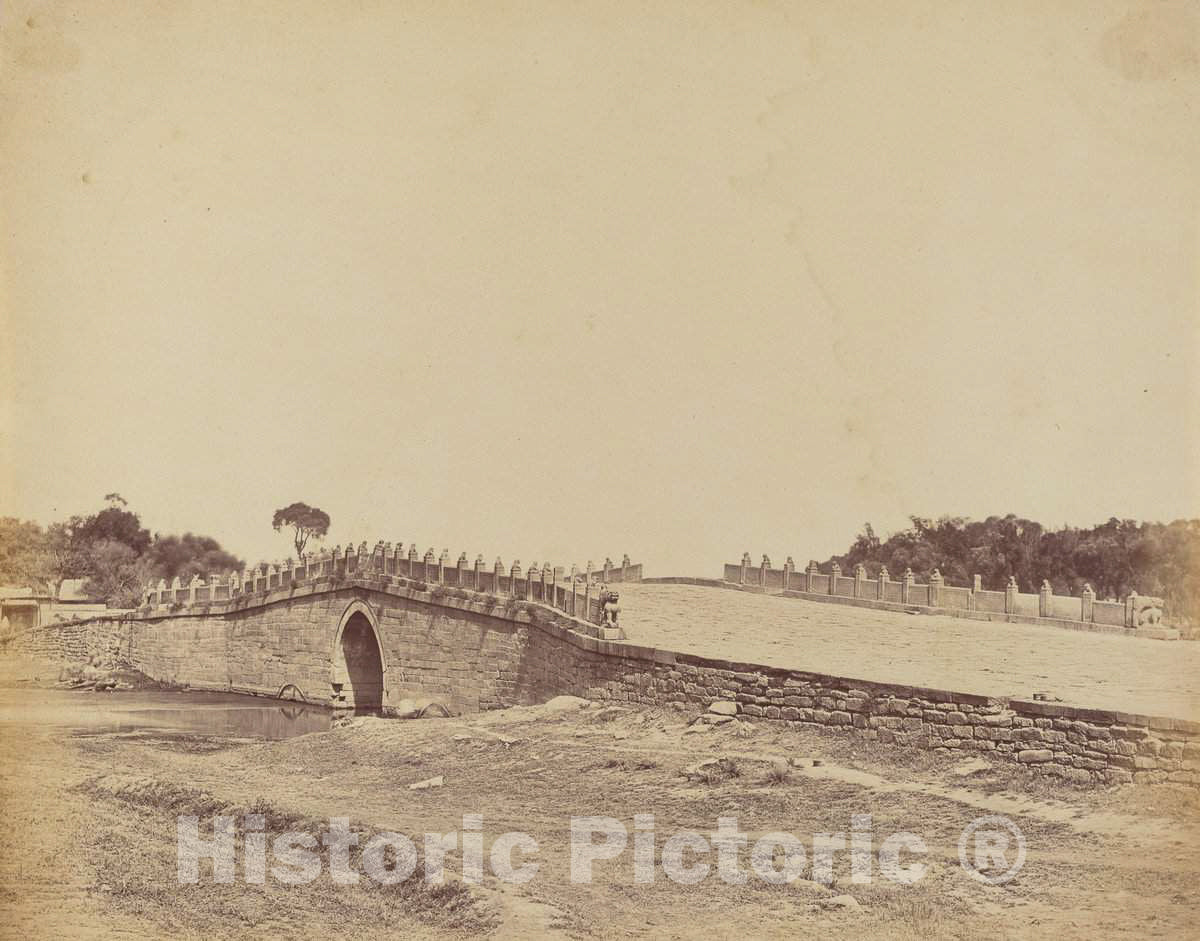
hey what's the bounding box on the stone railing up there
[141,542,641,633]
[723,554,1175,639]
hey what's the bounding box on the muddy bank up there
[2,691,1198,939]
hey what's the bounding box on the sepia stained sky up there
[2,0,1197,574]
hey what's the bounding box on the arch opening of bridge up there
[331,602,385,711]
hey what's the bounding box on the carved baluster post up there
[494,557,504,594]
[929,569,943,608]
[1004,576,1017,615]
[474,554,484,591]
[760,554,770,587]
[740,552,749,585]
[457,552,468,587]
[1125,590,1138,629]
[902,568,914,605]
[584,562,593,620]
[621,554,630,582]
[569,564,578,616]
[603,557,613,584]
[1081,583,1095,623]
[806,560,818,593]
[829,562,841,595]
[853,563,865,598]
[510,560,523,599]
[1039,579,1052,618]
[878,566,889,602]
[437,549,448,585]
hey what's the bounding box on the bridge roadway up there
[615,582,1200,720]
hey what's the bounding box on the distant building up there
[0,580,112,635]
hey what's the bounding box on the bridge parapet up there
[722,553,1175,638]
[141,540,643,634]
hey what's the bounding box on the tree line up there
[0,494,243,609]
[820,515,1200,624]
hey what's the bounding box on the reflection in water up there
[97,704,332,739]
[0,689,343,741]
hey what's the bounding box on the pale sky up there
[2,0,1197,576]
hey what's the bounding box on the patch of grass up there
[597,757,659,772]
[761,763,791,785]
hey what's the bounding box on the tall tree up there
[272,503,331,560]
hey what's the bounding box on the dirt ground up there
[1,675,1198,939]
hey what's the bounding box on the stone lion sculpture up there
[1131,595,1164,628]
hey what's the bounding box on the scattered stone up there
[408,775,444,791]
[691,713,733,726]
[790,757,814,769]
[811,758,823,767]
[683,725,710,735]
[451,732,472,742]
[708,701,738,716]
[593,707,626,723]
[541,695,590,712]
[952,758,992,776]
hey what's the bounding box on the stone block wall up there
[525,644,1200,788]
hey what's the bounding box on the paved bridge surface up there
[620,582,1200,720]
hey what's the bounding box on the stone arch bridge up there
[127,540,641,713]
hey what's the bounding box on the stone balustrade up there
[724,555,1174,638]
[141,541,642,633]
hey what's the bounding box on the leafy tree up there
[70,505,151,556]
[144,533,242,582]
[822,514,1200,626]
[272,503,331,560]
[0,498,244,607]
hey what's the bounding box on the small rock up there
[408,775,444,791]
[542,695,590,712]
[790,757,814,768]
[708,701,738,717]
[682,725,710,735]
[451,732,472,742]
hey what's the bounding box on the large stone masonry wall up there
[541,646,1200,787]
